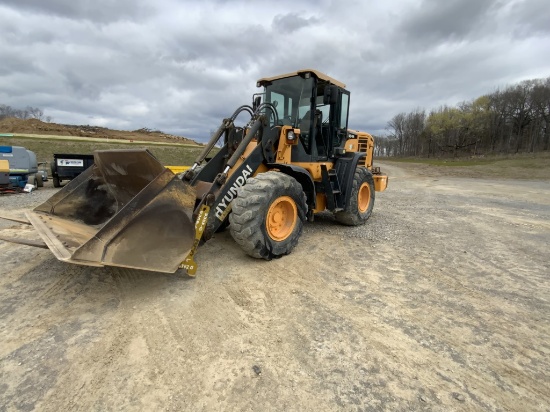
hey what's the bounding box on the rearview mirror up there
[253,96,261,110]
[323,85,339,105]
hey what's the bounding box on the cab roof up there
[257,69,346,89]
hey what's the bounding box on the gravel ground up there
[1,162,549,411]
[0,181,58,228]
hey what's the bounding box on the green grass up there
[379,152,550,180]
[383,152,550,167]
[0,136,204,166]
[386,158,496,167]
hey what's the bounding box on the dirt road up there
[1,162,549,411]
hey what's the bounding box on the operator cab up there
[256,69,350,161]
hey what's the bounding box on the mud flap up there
[27,149,197,273]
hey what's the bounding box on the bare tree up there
[0,103,49,122]
[386,113,406,156]
[383,76,550,157]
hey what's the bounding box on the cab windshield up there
[264,76,314,127]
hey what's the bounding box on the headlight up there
[287,130,296,141]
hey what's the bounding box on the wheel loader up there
[24,69,388,275]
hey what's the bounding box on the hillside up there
[0,117,200,145]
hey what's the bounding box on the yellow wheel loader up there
[25,69,388,275]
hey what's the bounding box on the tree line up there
[0,104,51,122]
[379,77,550,157]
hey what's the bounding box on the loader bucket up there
[26,149,197,273]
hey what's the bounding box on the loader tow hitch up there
[179,204,210,276]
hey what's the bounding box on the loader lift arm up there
[181,103,279,240]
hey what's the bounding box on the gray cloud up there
[272,13,320,32]
[508,0,550,37]
[0,0,548,140]
[397,0,497,44]
[0,0,154,23]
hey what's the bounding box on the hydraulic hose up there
[189,105,255,172]
[223,116,264,173]
[255,103,279,125]
[230,105,254,120]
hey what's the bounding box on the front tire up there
[229,171,307,260]
[335,166,375,226]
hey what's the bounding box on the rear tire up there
[53,176,61,188]
[36,173,44,187]
[229,171,307,260]
[335,166,375,226]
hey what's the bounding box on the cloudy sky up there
[1,0,549,141]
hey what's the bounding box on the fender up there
[201,144,265,239]
[334,152,366,209]
[266,163,316,210]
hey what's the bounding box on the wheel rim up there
[266,196,297,241]
[358,182,371,213]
